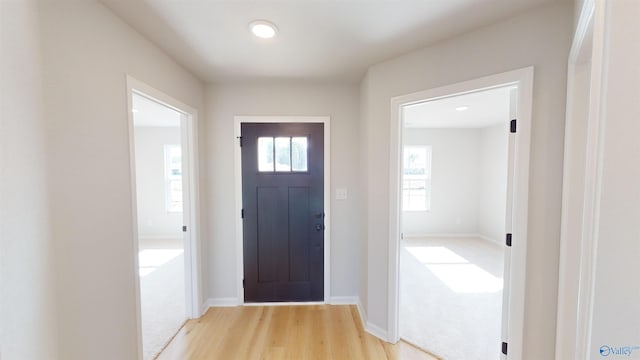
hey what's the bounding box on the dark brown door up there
[241,122,324,302]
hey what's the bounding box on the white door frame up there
[556,0,606,358]
[234,116,331,304]
[126,75,202,360]
[387,67,534,359]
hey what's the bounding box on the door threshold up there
[243,301,325,307]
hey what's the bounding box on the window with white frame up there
[164,144,183,212]
[403,146,432,211]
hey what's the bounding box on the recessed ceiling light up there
[455,106,469,111]
[249,20,278,39]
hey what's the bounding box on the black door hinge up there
[182,225,187,232]
[241,209,244,219]
[506,233,512,247]
[242,279,245,288]
[510,119,517,133]
[502,342,508,355]
[237,136,243,147]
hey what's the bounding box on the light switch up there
[336,188,348,200]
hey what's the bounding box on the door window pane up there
[275,137,291,172]
[258,137,274,172]
[291,137,308,172]
[257,136,309,173]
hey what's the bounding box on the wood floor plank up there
[157,305,438,360]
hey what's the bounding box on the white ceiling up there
[132,93,181,127]
[100,0,556,83]
[403,86,514,128]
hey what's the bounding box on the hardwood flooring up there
[157,305,438,360]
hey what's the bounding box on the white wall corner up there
[329,296,359,305]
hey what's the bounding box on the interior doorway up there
[388,68,534,360]
[399,86,513,359]
[132,92,186,359]
[127,77,201,360]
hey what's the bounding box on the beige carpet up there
[139,248,186,360]
[400,237,504,360]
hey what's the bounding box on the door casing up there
[126,75,202,360]
[387,67,534,360]
[234,116,331,304]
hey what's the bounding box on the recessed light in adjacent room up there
[455,106,469,111]
[249,20,278,39]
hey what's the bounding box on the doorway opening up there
[399,86,514,359]
[234,116,331,304]
[127,77,201,360]
[388,68,534,360]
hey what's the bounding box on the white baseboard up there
[403,233,479,240]
[244,301,324,306]
[203,297,241,311]
[138,235,182,241]
[355,297,390,342]
[366,321,389,341]
[329,296,358,305]
[477,234,502,246]
[404,232,503,246]
[356,298,367,329]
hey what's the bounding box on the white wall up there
[359,2,572,359]
[0,1,58,359]
[133,127,183,240]
[402,128,480,235]
[204,83,360,301]
[38,1,205,359]
[402,125,508,243]
[477,123,509,244]
[588,0,640,357]
[358,75,370,315]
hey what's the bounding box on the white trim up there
[402,232,483,240]
[329,296,359,305]
[138,235,183,241]
[556,1,597,359]
[387,67,534,360]
[354,298,390,341]
[126,76,202,359]
[578,2,607,359]
[477,234,502,246]
[233,116,331,304]
[366,321,389,341]
[356,298,367,329]
[402,232,501,245]
[244,301,325,307]
[204,298,242,308]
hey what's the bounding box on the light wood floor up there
[157,305,439,360]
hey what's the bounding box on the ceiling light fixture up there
[249,20,278,39]
[455,106,469,111]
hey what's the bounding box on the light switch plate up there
[336,188,348,200]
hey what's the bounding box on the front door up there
[241,122,324,302]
